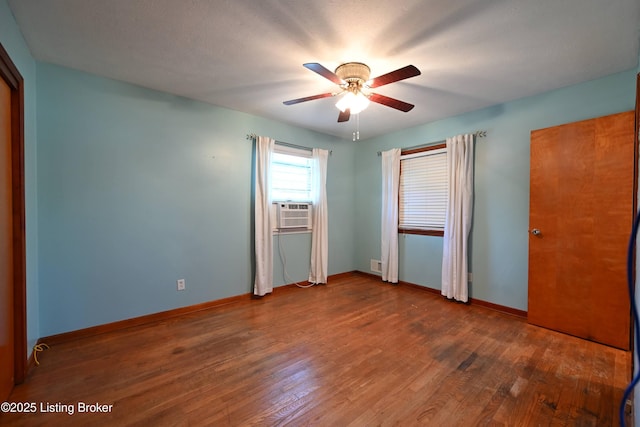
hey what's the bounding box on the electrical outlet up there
[177,279,185,291]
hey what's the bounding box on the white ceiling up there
[7,0,640,140]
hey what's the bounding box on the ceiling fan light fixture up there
[336,91,370,114]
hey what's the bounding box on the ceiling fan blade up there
[369,93,415,112]
[337,108,351,122]
[368,65,421,88]
[283,92,334,105]
[303,63,345,85]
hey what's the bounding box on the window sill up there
[399,228,444,237]
[273,229,312,235]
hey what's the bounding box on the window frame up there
[398,143,447,237]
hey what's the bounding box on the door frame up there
[0,43,26,385]
[635,72,639,227]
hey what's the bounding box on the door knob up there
[530,228,541,236]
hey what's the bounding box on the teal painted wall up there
[36,63,355,336]
[4,0,639,351]
[355,69,637,311]
[0,0,39,356]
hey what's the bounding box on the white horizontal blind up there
[399,148,448,230]
[271,147,312,202]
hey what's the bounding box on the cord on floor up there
[277,231,316,289]
[33,343,50,366]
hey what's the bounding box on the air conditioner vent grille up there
[277,203,312,229]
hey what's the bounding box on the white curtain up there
[254,136,274,296]
[381,148,401,283]
[309,148,329,284]
[441,133,475,302]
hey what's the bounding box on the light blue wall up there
[36,62,355,336]
[4,0,638,346]
[0,0,39,356]
[355,69,637,311]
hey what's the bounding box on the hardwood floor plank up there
[0,273,631,426]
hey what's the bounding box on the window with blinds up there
[399,147,448,234]
[271,146,312,202]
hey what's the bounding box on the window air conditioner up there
[277,203,312,229]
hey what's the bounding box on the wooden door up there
[528,111,635,350]
[0,43,26,399]
[0,66,13,400]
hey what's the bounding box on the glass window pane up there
[271,152,312,202]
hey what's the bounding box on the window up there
[271,145,312,202]
[399,144,448,236]
[270,144,313,232]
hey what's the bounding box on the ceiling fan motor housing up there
[335,62,371,88]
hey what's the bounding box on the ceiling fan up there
[283,62,421,123]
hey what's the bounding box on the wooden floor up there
[1,273,632,426]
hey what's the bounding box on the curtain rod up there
[376,130,487,156]
[246,133,332,155]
